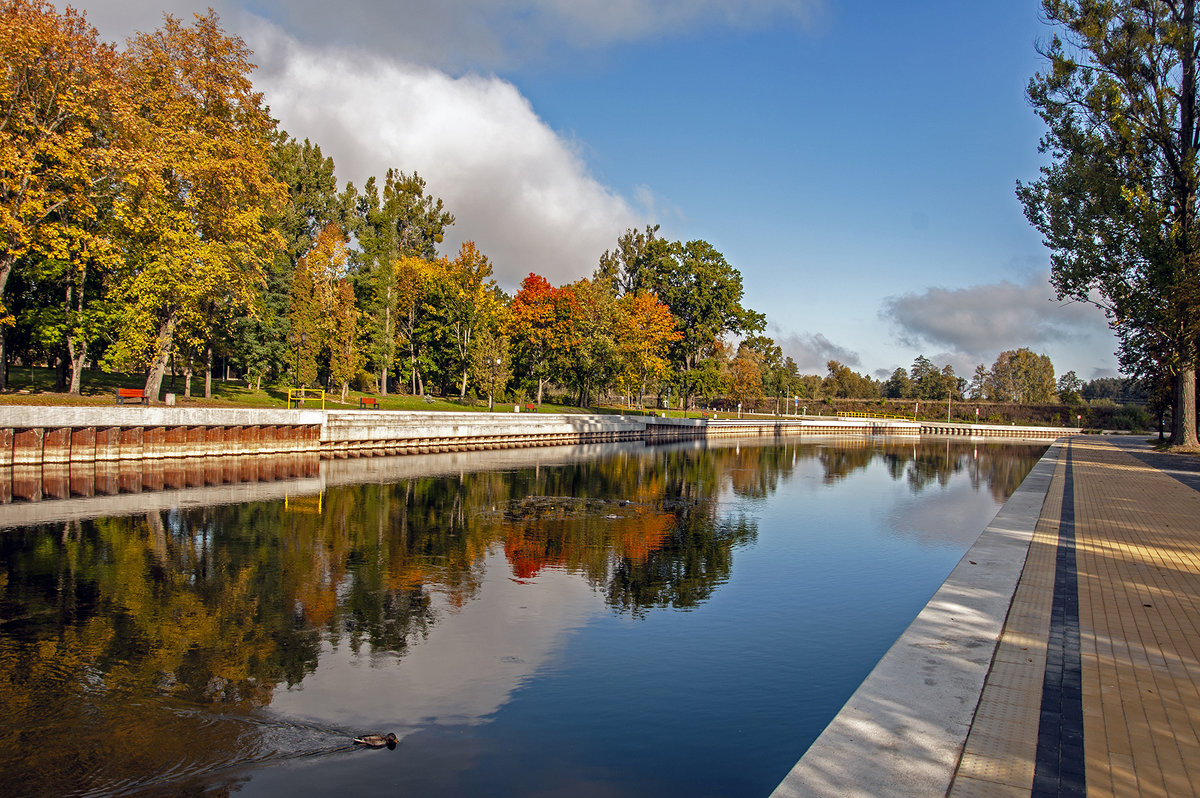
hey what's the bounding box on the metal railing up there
[287,388,326,409]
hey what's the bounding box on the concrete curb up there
[770,440,1063,797]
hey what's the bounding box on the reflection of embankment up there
[0,438,1045,795]
[0,453,320,520]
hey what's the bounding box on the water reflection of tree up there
[0,438,1049,793]
[815,440,1047,502]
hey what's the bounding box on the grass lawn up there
[0,367,693,416]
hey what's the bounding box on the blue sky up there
[74,0,1120,381]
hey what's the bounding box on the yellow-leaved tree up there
[108,10,284,398]
[613,292,679,409]
[0,0,130,391]
[438,242,502,400]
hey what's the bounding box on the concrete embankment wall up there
[0,406,1074,471]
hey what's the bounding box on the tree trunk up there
[204,342,213,399]
[459,367,468,401]
[0,326,7,391]
[144,313,177,400]
[1172,366,1199,447]
[380,365,388,396]
[183,361,193,399]
[340,381,349,403]
[67,335,86,395]
[0,252,14,309]
[537,377,545,405]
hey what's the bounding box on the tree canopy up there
[1018,0,1200,445]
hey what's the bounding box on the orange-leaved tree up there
[613,292,679,408]
[507,273,575,405]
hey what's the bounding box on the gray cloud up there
[880,275,1110,361]
[771,328,861,375]
[239,0,824,71]
[76,1,824,71]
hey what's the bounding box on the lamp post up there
[287,331,308,387]
[490,357,500,411]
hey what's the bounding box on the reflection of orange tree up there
[500,503,674,581]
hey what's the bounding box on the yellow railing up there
[287,388,326,409]
[839,410,918,422]
[285,493,324,514]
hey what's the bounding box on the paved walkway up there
[950,436,1200,797]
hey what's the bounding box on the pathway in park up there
[950,436,1200,797]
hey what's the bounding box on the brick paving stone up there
[951,437,1200,798]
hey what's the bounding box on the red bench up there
[524,403,536,412]
[116,388,148,405]
[359,397,379,409]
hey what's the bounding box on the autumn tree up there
[108,10,284,399]
[1018,0,1200,445]
[561,277,621,407]
[329,278,360,402]
[508,273,574,405]
[436,241,500,400]
[728,347,765,407]
[0,0,130,390]
[393,254,436,395]
[612,291,680,407]
[740,334,795,413]
[824,360,879,399]
[287,223,349,388]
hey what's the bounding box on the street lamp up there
[287,331,308,387]
[490,356,500,411]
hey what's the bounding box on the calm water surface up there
[0,438,1047,797]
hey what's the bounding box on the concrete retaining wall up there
[0,406,1076,470]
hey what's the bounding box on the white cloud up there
[250,30,640,287]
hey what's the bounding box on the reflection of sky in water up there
[0,439,1046,797]
[269,548,598,732]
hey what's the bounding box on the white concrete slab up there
[770,441,1062,798]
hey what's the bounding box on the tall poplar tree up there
[355,169,453,395]
[1018,0,1200,445]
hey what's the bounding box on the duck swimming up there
[354,733,399,749]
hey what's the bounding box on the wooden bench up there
[524,403,536,412]
[359,397,379,409]
[116,388,148,405]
